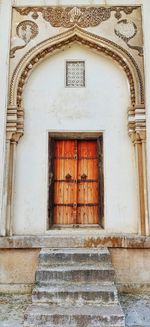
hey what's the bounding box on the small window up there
[66,61,85,87]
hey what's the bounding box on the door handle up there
[81,173,87,179]
[65,173,72,180]
[73,203,77,208]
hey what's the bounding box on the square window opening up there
[66,61,85,88]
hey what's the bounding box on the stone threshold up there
[0,232,150,248]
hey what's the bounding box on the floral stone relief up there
[10,6,143,60]
[14,6,138,28]
[10,5,144,98]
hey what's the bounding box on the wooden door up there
[51,138,102,225]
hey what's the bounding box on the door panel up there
[53,139,100,225]
[53,140,77,224]
[77,140,99,224]
[78,206,99,224]
[77,182,99,204]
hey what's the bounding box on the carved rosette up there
[115,19,143,56]
[10,20,38,58]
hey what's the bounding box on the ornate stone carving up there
[16,20,38,42]
[129,130,146,144]
[68,7,82,23]
[10,20,38,58]
[115,19,143,56]
[15,6,138,28]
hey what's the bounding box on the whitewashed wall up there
[13,44,138,234]
[0,0,150,236]
[0,1,12,236]
[143,1,150,236]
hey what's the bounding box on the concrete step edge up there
[36,265,115,272]
[24,303,125,316]
[40,248,110,254]
[32,284,117,293]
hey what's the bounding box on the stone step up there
[39,248,110,266]
[24,303,125,327]
[32,283,118,305]
[35,265,115,284]
[24,322,123,327]
[24,247,125,326]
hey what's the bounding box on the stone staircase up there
[24,248,125,327]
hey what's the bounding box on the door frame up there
[47,132,104,229]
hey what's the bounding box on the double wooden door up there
[49,138,103,225]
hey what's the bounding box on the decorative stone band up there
[7,105,23,142]
[15,6,139,28]
[128,105,146,143]
[6,106,18,134]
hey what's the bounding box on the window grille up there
[66,61,85,87]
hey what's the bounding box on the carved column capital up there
[6,131,23,143]
[129,130,146,144]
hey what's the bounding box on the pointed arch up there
[7,27,144,139]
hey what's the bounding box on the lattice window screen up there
[66,61,85,87]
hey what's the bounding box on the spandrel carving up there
[115,19,143,56]
[10,20,38,58]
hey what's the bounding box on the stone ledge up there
[117,283,150,293]
[0,283,34,294]
[0,233,150,248]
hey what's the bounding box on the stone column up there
[142,0,150,237]
[128,105,149,235]
[4,132,21,236]
[3,102,23,236]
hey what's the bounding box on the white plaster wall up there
[143,1,150,234]
[13,44,139,234]
[12,0,144,6]
[0,1,12,236]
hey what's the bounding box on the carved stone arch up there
[4,26,148,237]
[8,27,144,138]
